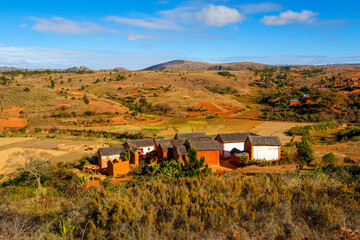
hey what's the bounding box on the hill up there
[144,60,360,71]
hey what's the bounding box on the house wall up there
[130,150,142,165]
[252,146,280,161]
[99,154,120,169]
[230,154,241,166]
[157,147,168,159]
[198,150,219,166]
[140,146,155,155]
[107,159,130,177]
[223,142,245,158]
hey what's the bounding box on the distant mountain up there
[143,60,213,71]
[66,66,92,71]
[0,66,93,73]
[143,60,360,71]
[99,67,128,72]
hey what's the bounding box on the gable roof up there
[159,142,173,151]
[98,146,124,156]
[207,134,218,140]
[187,139,219,151]
[126,139,155,148]
[174,144,188,156]
[217,132,256,143]
[174,132,206,139]
[130,147,143,154]
[154,138,172,146]
[247,136,281,146]
[171,138,187,145]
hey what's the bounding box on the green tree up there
[180,147,211,177]
[50,80,55,88]
[296,138,315,166]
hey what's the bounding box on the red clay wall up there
[108,160,130,177]
[198,150,219,166]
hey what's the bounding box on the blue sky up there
[0,0,359,70]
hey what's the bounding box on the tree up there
[180,148,211,177]
[50,80,55,89]
[7,149,53,189]
[296,138,315,166]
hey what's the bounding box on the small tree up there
[322,153,338,165]
[180,148,211,177]
[7,149,53,189]
[50,80,55,89]
[296,138,315,166]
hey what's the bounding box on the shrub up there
[343,157,355,164]
[322,153,338,165]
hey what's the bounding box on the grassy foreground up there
[1,162,360,239]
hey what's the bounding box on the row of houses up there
[97,132,282,177]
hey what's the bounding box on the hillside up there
[144,60,360,71]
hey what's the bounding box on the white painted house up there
[215,132,257,159]
[245,136,281,161]
[124,139,155,156]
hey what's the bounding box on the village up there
[92,131,281,177]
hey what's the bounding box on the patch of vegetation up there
[118,97,171,115]
[217,71,235,77]
[337,126,360,141]
[205,85,238,95]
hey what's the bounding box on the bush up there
[322,153,338,165]
[344,157,355,164]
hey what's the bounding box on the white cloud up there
[28,17,120,35]
[261,10,318,25]
[196,5,246,27]
[239,2,283,14]
[0,44,180,70]
[104,16,183,30]
[127,33,146,41]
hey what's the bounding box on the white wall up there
[139,146,155,155]
[253,146,279,161]
[223,142,245,158]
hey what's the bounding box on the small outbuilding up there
[157,142,173,159]
[107,157,130,177]
[98,146,125,169]
[215,132,256,159]
[130,148,143,165]
[245,136,281,161]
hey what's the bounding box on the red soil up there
[67,93,84,97]
[89,98,126,114]
[0,107,24,118]
[198,101,223,114]
[0,118,28,131]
